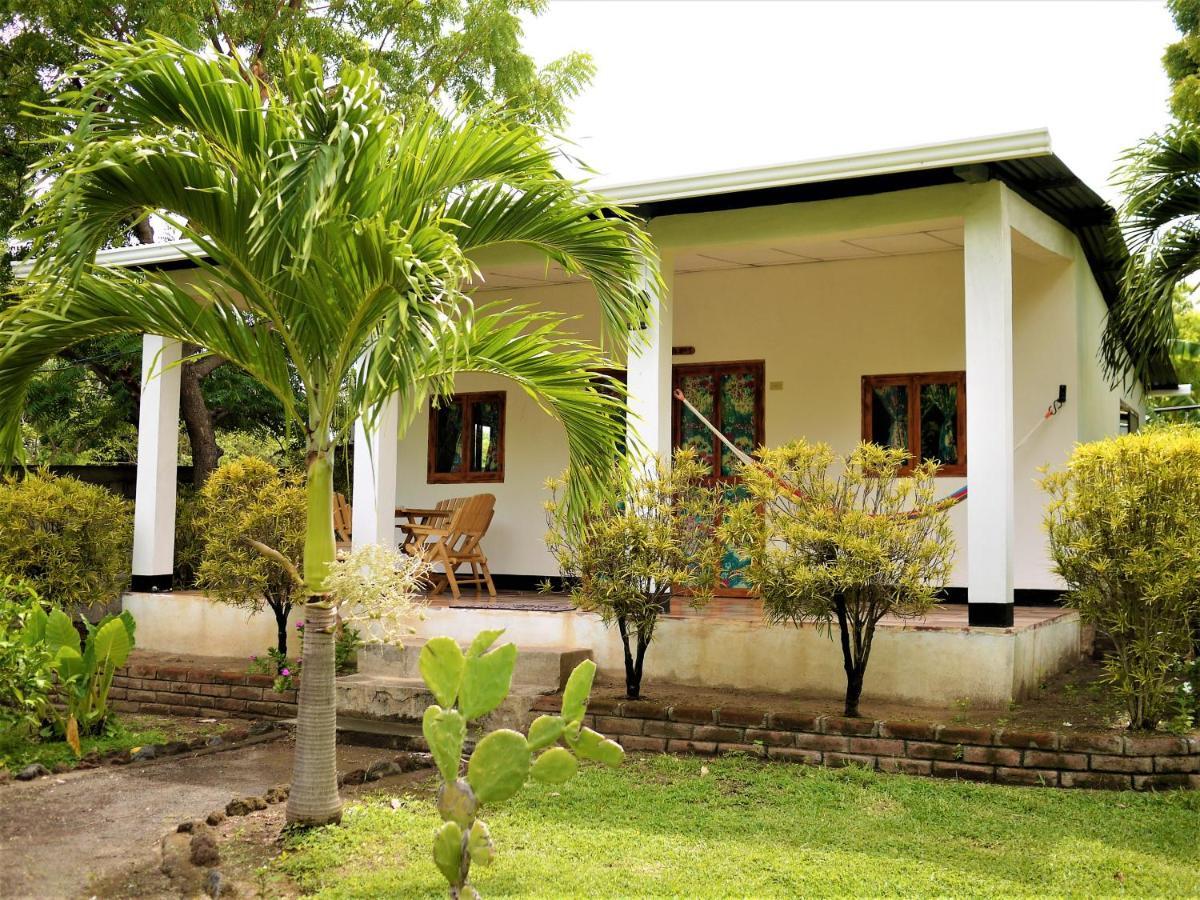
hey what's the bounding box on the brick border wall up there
[111,661,298,721]
[531,697,1200,790]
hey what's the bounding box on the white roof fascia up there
[600,129,1053,205]
[15,130,1054,274]
[11,237,205,278]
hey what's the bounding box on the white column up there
[963,182,1015,626]
[626,254,674,466]
[351,392,400,550]
[131,334,182,592]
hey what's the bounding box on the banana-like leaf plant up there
[0,36,655,825]
[23,606,136,749]
[420,630,623,898]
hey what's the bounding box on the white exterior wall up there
[390,183,1134,591]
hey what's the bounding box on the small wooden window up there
[861,371,966,476]
[428,392,505,483]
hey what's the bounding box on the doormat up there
[448,598,578,613]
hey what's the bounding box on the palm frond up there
[4,35,656,503]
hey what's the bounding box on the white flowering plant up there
[323,543,430,645]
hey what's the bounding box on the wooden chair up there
[397,494,497,599]
[333,492,353,551]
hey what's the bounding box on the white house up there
[94,129,1172,706]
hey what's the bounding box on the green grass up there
[271,753,1200,898]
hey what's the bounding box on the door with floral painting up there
[672,361,764,596]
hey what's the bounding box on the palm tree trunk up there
[286,450,342,826]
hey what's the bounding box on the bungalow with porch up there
[85,129,1169,709]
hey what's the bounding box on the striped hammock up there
[672,389,1060,519]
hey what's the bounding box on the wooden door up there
[672,361,765,595]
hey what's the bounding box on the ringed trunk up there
[286,451,342,826]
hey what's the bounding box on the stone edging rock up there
[529,696,1200,790]
[1,721,285,785]
[161,751,433,898]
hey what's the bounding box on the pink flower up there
[280,668,291,677]
[296,621,305,629]
[250,655,257,661]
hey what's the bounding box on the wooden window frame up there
[427,391,506,484]
[860,370,966,477]
[672,360,766,484]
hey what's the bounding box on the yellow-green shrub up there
[721,441,955,718]
[195,457,306,656]
[1044,427,1200,730]
[0,472,133,612]
[544,451,724,700]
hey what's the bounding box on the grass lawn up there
[271,753,1200,898]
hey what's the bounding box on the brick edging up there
[112,661,298,720]
[530,697,1200,790]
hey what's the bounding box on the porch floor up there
[428,591,1072,634]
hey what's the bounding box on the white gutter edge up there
[11,237,205,278]
[600,128,1053,205]
[13,129,1054,275]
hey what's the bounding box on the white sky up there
[523,0,1178,201]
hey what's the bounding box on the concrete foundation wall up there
[125,589,1081,707]
[123,591,279,660]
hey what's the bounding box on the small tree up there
[195,458,306,657]
[722,442,955,718]
[545,451,724,699]
[1044,427,1200,730]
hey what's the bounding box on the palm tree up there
[1102,125,1200,386]
[0,37,655,826]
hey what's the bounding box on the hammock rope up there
[670,388,1063,519]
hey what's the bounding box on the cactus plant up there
[419,631,623,897]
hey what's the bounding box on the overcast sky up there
[522,1,1178,201]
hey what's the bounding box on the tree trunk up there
[834,595,864,718]
[616,616,652,700]
[180,346,226,488]
[131,217,154,244]
[286,450,342,827]
[269,600,291,657]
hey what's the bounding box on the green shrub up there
[419,630,623,896]
[721,441,955,718]
[0,577,54,736]
[23,604,136,743]
[1044,427,1200,730]
[173,488,204,589]
[544,450,724,699]
[0,471,133,612]
[195,457,306,656]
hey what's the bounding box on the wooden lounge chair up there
[397,494,497,600]
[333,492,353,550]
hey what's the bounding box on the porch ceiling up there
[471,225,967,288]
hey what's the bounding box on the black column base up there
[967,603,1014,628]
[130,573,173,593]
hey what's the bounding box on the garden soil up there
[0,736,394,898]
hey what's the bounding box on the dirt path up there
[0,738,390,899]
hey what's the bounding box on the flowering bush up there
[323,543,429,644]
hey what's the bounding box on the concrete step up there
[335,672,547,731]
[357,638,591,691]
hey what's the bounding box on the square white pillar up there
[131,334,182,592]
[963,182,1015,626]
[626,255,674,466]
[351,392,400,550]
